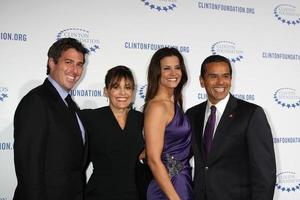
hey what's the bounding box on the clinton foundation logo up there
[57,28,100,53]
[198,93,255,101]
[70,89,105,97]
[276,171,300,193]
[0,87,8,103]
[273,88,300,109]
[211,41,244,63]
[0,32,27,42]
[273,137,300,144]
[274,4,300,26]
[197,2,255,14]
[125,41,190,53]
[138,84,147,99]
[0,142,13,151]
[140,0,177,12]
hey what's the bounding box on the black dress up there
[81,106,144,200]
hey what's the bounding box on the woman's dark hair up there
[105,65,135,90]
[144,47,188,111]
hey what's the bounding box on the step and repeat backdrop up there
[1,1,300,199]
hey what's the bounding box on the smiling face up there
[49,48,84,91]
[106,78,134,110]
[159,55,182,90]
[200,61,232,104]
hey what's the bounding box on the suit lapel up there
[44,78,66,107]
[192,102,207,160]
[208,95,237,162]
[43,79,84,146]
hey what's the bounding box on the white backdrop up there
[1,1,300,199]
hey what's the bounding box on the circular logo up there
[138,84,147,99]
[57,28,100,53]
[274,4,300,25]
[273,88,300,108]
[276,171,300,192]
[0,87,8,102]
[141,0,177,12]
[211,41,244,63]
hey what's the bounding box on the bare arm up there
[144,101,181,200]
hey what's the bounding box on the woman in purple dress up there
[143,47,193,200]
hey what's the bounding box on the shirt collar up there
[47,76,69,100]
[206,93,230,114]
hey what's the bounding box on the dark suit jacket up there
[186,94,276,200]
[13,78,88,200]
[81,107,145,200]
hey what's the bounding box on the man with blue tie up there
[186,55,276,200]
[13,38,88,200]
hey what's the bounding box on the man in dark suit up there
[186,55,276,200]
[13,38,88,200]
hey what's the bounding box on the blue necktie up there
[203,105,216,158]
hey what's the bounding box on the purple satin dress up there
[147,104,193,200]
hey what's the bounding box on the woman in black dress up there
[81,66,145,200]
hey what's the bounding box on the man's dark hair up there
[200,55,232,78]
[46,38,88,75]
